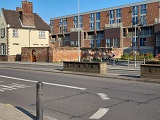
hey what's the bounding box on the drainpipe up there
[29,30,31,47]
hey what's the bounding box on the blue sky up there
[0,0,145,23]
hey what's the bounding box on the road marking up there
[89,108,109,119]
[97,93,110,100]
[0,75,86,90]
[0,83,32,92]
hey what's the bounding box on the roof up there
[50,0,160,20]
[2,8,50,31]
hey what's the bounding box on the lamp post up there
[134,19,137,67]
[77,0,80,62]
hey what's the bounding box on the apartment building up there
[50,0,160,55]
[0,1,50,61]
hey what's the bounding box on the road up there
[0,62,159,120]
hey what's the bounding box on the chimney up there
[16,7,22,12]
[22,1,33,14]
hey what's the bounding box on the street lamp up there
[134,17,137,67]
[77,0,80,62]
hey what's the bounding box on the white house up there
[0,1,50,61]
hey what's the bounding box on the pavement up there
[0,61,159,120]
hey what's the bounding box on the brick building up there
[50,0,160,56]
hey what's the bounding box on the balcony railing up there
[105,23,123,29]
[70,27,83,32]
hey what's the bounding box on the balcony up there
[105,23,123,29]
[70,28,83,32]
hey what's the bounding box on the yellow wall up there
[8,28,49,55]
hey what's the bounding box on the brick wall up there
[100,11,109,29]
[21,47,79,62]
[122,7,132,27]
[83,14,90,31]
[147,2,159,24]
[54,19,59,34]
[67,17,73,32]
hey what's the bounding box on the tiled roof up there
[2,8,49,31]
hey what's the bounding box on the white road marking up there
[97,93,110,100]
[89,108,109,119]
[0,75,86,90]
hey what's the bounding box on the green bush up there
[120,52,154,60]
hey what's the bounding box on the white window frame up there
[39,31,45,38]
[1,43,6,55]
[13,29,18,37]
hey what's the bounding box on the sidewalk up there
[0,103,57,120]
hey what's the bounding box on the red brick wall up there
[122,7,132,27]
[83,14,90,31]
[123,37,132,47]
[146,36,155,46]
[54,19,59,34]
[100,11,109,29]
[21,47,79,62]
[147,2,159,24]
[67,17,73,32]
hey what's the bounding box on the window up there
[116,9,121,18]
[59,19,63,26]
[106,39,111,47]
[1,43,6,55]
[96,22,100,30]
[140,4,146,14]
[90,13,94,21]
[96,12,100,21]
[132,6,138,26]
[113,39,119,48]
[80,15,83,23]
[90,40,94,48]
[60,27,63,33]
[156,36,160,46]
[64,26,67,33]
[50,20,54,26]
[140,15,146,25]
[74,15,83,28]
[132,6,138,16]
[140,27,152,36]
[79,15,83,28]
[116,9,121,24]
[116,18,121,24]
[74,16,78,24]
[1,28,5,38]
[110,10,114,19]
[90,23,94,30]
[110,10,114,24]
[64,18,67,25]
[140,38,146,46]
[132,16,138,25]
[13,29,18,37]
[96,39,100,47]
[39,31,45,38]
[110,19,114,24]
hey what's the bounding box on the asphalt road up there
[0,62,159,120]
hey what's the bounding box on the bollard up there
[36,81,43,120]
[143,58,145,64]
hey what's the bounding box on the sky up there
[0,0,146,24]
